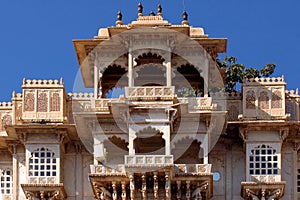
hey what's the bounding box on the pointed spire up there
[182,10,189,25]
[138,2,143,16]
[157,4,162,16]
[116,11,123,26]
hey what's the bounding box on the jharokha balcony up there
[89,162,213,200]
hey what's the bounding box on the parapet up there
[22,78,64,89]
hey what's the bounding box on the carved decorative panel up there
[271,90,282,109]
[246,90,255,109]
[37,92,48,112]
[50,92,60,112]
[258,91,269,109]
[24,92,35,111]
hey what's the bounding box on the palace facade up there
[1,4,300,200]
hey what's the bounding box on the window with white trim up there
[29,147,57,177]
[0,169,12,195]
[249,144,278,175]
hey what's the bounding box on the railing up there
[125,86,175,101]
[174,164,212,175]
[178,97,215,111]
[28,176,57,184]
[250,175,281,183]
[125,155,173,166]
[90,164,126,175]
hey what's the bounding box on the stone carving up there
[246,90,255,109]
[271,90,282,109]
[50,92,60,111]
[37,92,48,112]
[24,92,35,111]
[258,91,269,109]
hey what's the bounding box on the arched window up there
[246,90,256,109]
[249,144,278,175]
[0,169,12,195]
[29,148,56,177]
[258,91,269,109]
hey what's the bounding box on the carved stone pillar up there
[165,172,171,200]
[129,127,136,155]
[186,181,191,200]
[176,180,181,200]
[130,174,135,200]
[162,126,171,155]
[141,174,147,200]
[128,50,134,87]
[164,49,172,87]
[154,172,158,199]
[112,181,117,200]
[121,181,126,200]
[94,60,99,100]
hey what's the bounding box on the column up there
[162,126,171,155]
[9,144,18,200]
[128,50,134,87]
[75,143,83,200]
[141,174,147,200]
[121,182,126,200]
[164,50,172,87]
[112,181,117,200]
[186,181,191,200]
[128,127,136,155]
[165,172,171,200]
[94,61,99,100]
[176,180,181,200]
[129,174,135,200]
[154,172,158,199]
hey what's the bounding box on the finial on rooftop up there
[116,11,123,26]
[138,2,143,16]
[182,10,189,25]
[150,11,155,16]
[157,4,162,16]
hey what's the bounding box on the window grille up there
[249,144,278,175]
[29,147,57,177]
[0,169,12,195]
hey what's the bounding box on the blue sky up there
[0,0,300,101]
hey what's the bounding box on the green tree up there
[216,56,276,93]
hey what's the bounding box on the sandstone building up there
[0,4,300,200]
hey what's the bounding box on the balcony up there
[125,86,175,101]
[125,155,173,167]
[174,164,212,175]
[90,164,126,175]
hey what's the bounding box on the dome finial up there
[150,11,155,16]
[182,10,189,25]
[116,11,123,26]
[138,2,143,16]
[157,4,162,16]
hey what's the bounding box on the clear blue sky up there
[0,0,299,101]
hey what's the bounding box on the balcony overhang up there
[241,181,286,200]
[21,183,67,200]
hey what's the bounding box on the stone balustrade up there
[0,102,12,109]
[22,78,64,88]
[174,164,212,175]
[243,76,285,85]
[285,89,299,97]
[90,164,126,175]
[67,92,94,99]
[125,86,175,101]
[28,176,57,184]
[125,155,174,166]
[250,175,281,183]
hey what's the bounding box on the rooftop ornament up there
[138,2,143,16]
[182,10,189,25]
[157,4,162,16]
[150,11,155,16]
[116,11,123,26]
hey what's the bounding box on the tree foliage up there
[216,56,276,93]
